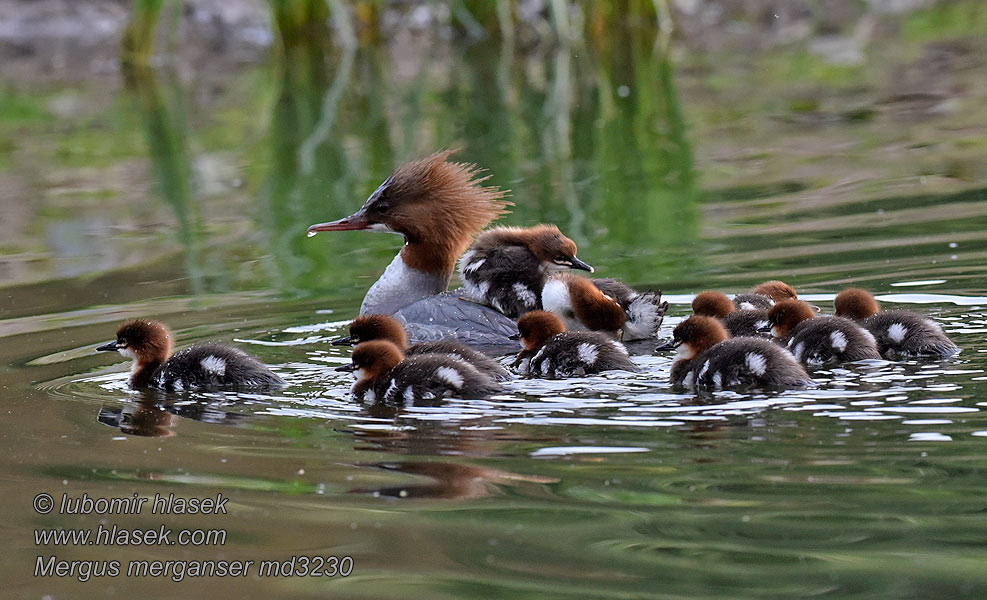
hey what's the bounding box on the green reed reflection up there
[122,64,206,295]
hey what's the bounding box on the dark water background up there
[3,1,987,598]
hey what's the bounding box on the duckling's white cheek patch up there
[829,331,848,352]
[577,343,599,365]
[201,356,227,377]
[354,368,367,382]
[745,353,767,376]
[435,367,464,389]
[118,348,137,360]
[770,326,781,338]
[676,345,694,360]
[888,323,907,343]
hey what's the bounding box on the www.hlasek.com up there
[33,492,354,583]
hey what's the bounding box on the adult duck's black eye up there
[375,201,389,214]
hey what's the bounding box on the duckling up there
[97,319,285,391]
[834,288,959,358]
[732,280,799,311]
[691,290,769,337]
[767,299,881,365]
[540,273,627,336]
[513,310,637,379]
[331,313,511,380]
[541,272,668,341]
[458,224,592,318]
[589,278,669,340]
[659,315,811,389]
[335,340,501,402]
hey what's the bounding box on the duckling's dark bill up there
[330,335,354,346]
[96,341,119,352]
[335,363,357,372]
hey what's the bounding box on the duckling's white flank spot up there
[793,342,805,361]
[682,371,695,388]
[697,360,710,380]
[435,366,464,389]
[576,343,599,365]
[403,386,415,403]
[745,352,767,376]
[830,330,848,352]
[739,302,756,311]
[201,355,227,377]
[364,389,376,402]
[385,379,399,399]
[512,283,538,308]
[712,371,723,388]
[610,340,629,355]
[888,323,907,343]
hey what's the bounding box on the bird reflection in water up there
[348,461,558,500]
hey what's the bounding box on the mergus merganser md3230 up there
[97,319,285,390]
[335,340,502,402]
[331,313,511,380]
[457,224,593,318]
[691,290,769,337]
[766,299,881,365]
[659,316,811,390]
[308,151,519,345]
[513,310,637,378]
[834,288,959,358]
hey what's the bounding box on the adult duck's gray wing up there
[393,290,518,347]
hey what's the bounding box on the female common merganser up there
[97,319,285,390]
[834,288,959,358]
[659,316,811,389]
[457,224,593,318]
[307,151,517,345]
[541,273,668,341]
[766,299,881,365]
[513,310,637,378]
[331,313,511,380]
[732,280,799,311]
[335,340,502,402]
[691,290,769,337]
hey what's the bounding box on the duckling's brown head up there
[307,150,511,275]
[337,314,409,349]
[767,299,816,338]
[344,340,404,383]
[565,275,626,336]
[524,224,593,272]
[834,288,880,320]
[692,291,735,319]
[97,319,172,366]
[516,310,566,352]
[670,316,728,360]
[752,280,798,302]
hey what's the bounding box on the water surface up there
[3,3,987,598]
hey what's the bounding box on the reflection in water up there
[122,64,206,295]
[98,401,177,437]
[349,461,559,500]
[96,395,251,438]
